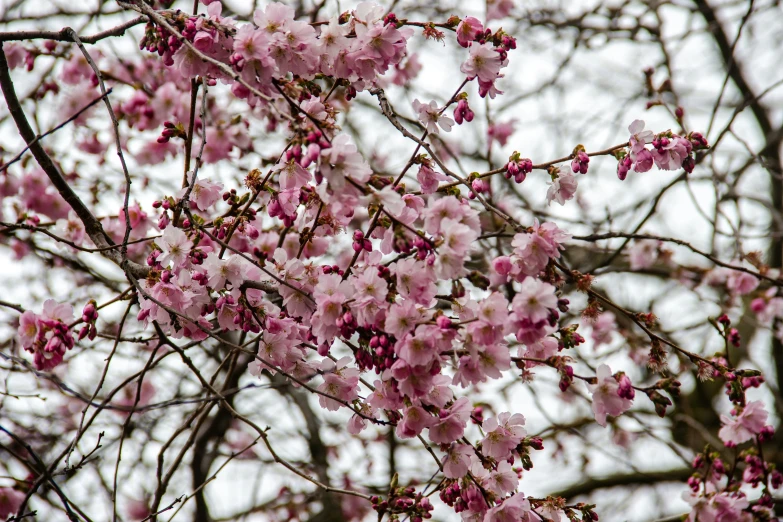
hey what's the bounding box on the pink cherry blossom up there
[396,404,434,438]
[385,299,423,339]
[396,332,438,367]
[488,120,516,146]
[460,43,502,83]
[456,17,484,48]
[428,397,471,444]
[483,493,532,522]
[320,134,372,191]
[487,0,514,20]
[442,443,472,478]
[511,278,558,323]
[180,179,223,210]
[587,364,634,427]
[317,357,360,411]
[718,400,768,445]
[546,172,578,206]
[417,164,448,194]
[157,226,192,268]
[727,271,759,296]
[481,412,526,460]
[628,119,653,154]
[203,252,246,289]
[652,136,692,170]
[628,239,660,271]
[477,292,509,326]
[412,99,455,134]
[277,158,312,190]
[0,488,25,518]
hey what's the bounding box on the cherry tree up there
[0,0,781,521]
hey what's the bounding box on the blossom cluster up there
[2,1,776,521]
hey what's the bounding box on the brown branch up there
[0,16,147,43]
[552,467,691,500]
[0,43,149,280]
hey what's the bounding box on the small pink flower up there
[546,172,578,206]
[0,488,25,518]
[460,43,502,83]
[488,120,516,146]
[587,364,633,427]
[442,443,473,478]
[652,136,692,170]
[456,17,484,48]
[396,405,434,438]
[483,493,532,522]
[417,164,447,194]
[727,271,759,296]
[157,227,192,268]
[590,312,617,347]
[277,158,312,190]
[428,397,471,444]
[718,401,769,445]
[396,333,437,367]
[477,292,509,327]
[412,99,455,134]
[481,412,526,460]
[628,120,654,154]
[18,310,39,348]
[487,0,514,20]
[203,252,246,289]
[385,299,422,339]
[633,149,654,173]
[628,240,660,271]
[317,357,360,411]
[511,278,558,323]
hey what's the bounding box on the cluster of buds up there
[393,233,435,260]
[78,301,99,341]
[234,304,262,333]
[335,309,359,338]
[287,138,324,168]
[26,316,75,371]
[564,503,599,522]
[363,332,396,372]
[352,230,372,253]
[191,270,208,286]
[439,481,462,507]
[469,176,489,199]
[505,152,533,183]
[146,249,162,269]
[453,94,474,125]
[557,324,585,350]
[189,248,208,266]
[267,194,297,227]
[714,313,741,348]
[139,11,221,66]
[157,121,186,144]
[689,451,727,492]
[516,436,545,470]
[371,479,434,521]
[321,264,345,277]
[540,356,574,392]
[570,145,590,174]
[645,389,673,417]
[616,152,632,181]
[222,188,241,206]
